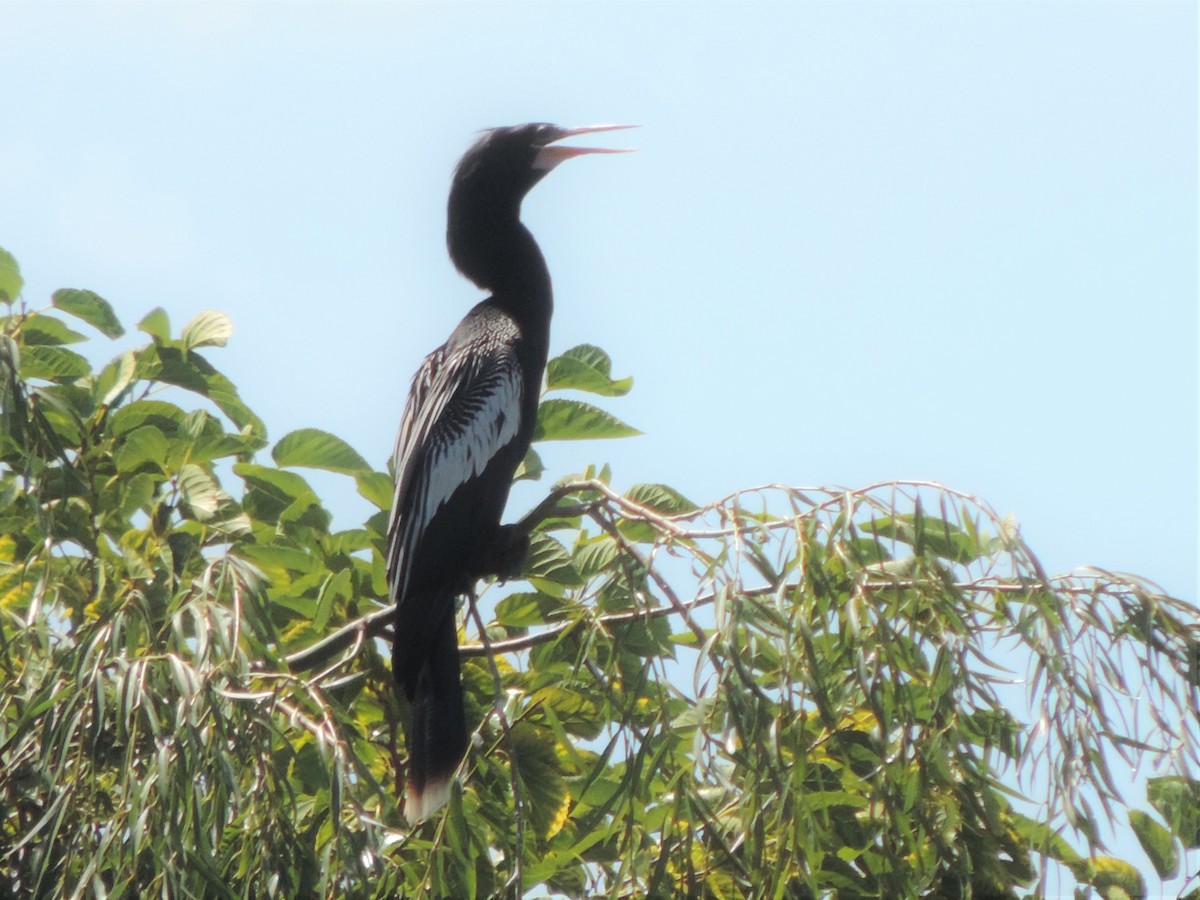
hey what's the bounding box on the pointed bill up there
[534,124,638,170]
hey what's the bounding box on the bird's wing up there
[386,339,524,603]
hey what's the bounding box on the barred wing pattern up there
[386,338,523,604]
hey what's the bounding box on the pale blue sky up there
[2,0,1197,887]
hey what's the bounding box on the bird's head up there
[451,123,634,220]
[446,123,633,290]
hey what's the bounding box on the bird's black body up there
[387,123,628,820]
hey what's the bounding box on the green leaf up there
[1076,856,1146,900]
[545,344,632,396]
[0,247,23,303]
[110,399,187,437]
[272,429,371,475]
[524,533,582,591]
[96,350,138,407]
[860,513,981,564]
[179,464,238,521]
[181,310,233,350]
[10,314,88,346]
[19,345,91,380]
[235,462,317,503]
[494,591,568,627]
[533,398,640,442]
[514,447,544,482]
[1147,776,1200,848]
[52,288,125,338]
[509,723,569,840]
[1129,809,1178,879]
[625,483,698,515]
[356,471,394,510]
[115,426,169,473]
[138,307,171,342]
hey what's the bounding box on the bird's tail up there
[401,607,468,822]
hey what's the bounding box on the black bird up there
[388,123,631,820]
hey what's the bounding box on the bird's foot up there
[483,525,530,582]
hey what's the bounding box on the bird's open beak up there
[534,124,637,170]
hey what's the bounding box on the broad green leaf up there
[181,310,233,350]
[235,462,317,502]
[514,446,544,482]
[177,463,232,521]
[1129,809,1178,879]
[525,532,582,591]
[18,345,91,380]
[533,398,640,442]
[860,513,981,564]
[115,426,169,473]
[355,471,394,510]
[10,314,88,346]
[545,344,632,396]
[0,247,22,303]
[52,288,124,338]
[625,482,698,515]
[494,591,568,627]
[1008,811,1083,864]
[134,344,265,438]
[110,399,188,437]
[509,723,569,840]
[1147,776,1200,847]
[96,350,137,407]
[272,428,371,475]
[138,307,171,342]
[1075,856,1146,900]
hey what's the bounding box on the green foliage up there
[2,251,1199,898]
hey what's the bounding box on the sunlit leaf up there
[1129,809,1178,879]
[533,398,640,441]
[1147,776,1200,848]
[272,428,371,475]
[11,314,88,346]
[52,288,125,338]
[0,247,22,303]
[625,482,697,515]
[115,425,169,473]
[181,310,234,350]
[17,344,91,381]
[138,307,171,342]
[545,344,632,396]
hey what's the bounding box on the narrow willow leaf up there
[138,307,171,342]
[533,398,640,442]
[1129,810,1178,879]
[52,289,125,338]
[0,247,22,303]
[181,310,234,350]
[272,428,371,475]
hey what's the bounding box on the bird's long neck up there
[448,211,553,330]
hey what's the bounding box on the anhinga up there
[388,123,631,821]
